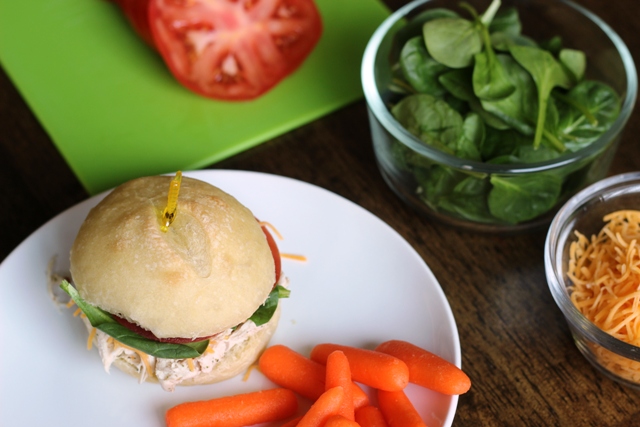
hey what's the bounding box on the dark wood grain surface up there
[1,1,639,426]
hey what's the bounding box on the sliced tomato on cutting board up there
[112,0,323,101]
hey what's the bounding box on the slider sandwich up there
[61,173,288,391]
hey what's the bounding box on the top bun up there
[69,175,275,339]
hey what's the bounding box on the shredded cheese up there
[186,358,195,372]
[87,328,97,350]
[205,341,216,354]
[73,307,82,317]
[242,363,259,382]
[568,210,640,382]
[259,221,308,262]
[259,221,284,240]
[280,253,308,262]
[112,339,154,378]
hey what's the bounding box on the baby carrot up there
[326,350,355,420]
[280,416,303,427]
[377,389,426,427]
[259,344,370,405]
[259,344,326,400]
[351,382,370,410]
[323,414,361,427]
[355,406,389,427]
[376,340,471,395]
[165,388,297,427]
[297,386,345,427]
[311,343,409,391]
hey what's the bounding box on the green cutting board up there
[0,0,390,194]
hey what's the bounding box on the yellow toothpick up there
[161,171,182,232]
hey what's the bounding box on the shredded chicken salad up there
[48,263,289,392]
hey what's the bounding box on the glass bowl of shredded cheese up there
[545,172,640,388]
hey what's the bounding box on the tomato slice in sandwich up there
[262,224,282,284]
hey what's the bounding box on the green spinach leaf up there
[539,36,563,55]
[416,166,465,208]
[540,96,567,152]
[456,113,484,161]
[438,68,475,101]
[488,6,521,36]
[392,139,436,170]
[391,93,464,154]
[438,176,494,222]
[395,8,460,42]
[468,98,510,130]
[555,80,621,151]
[482,127,530,160]
[400,36,449,97]
[509,44,573,149]
[438,68,510,130]
[513,144,562,163]
[60,280,209,359]
[559,48,586,83]
[472,37,515,100]
[488,174,562,223]
[480,54,537,134]
[473,10,515,101]
[490,31,537,51]
[423,17,482,68]
[248,285,290,326]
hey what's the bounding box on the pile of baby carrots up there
[165,340,471,427]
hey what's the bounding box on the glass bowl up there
[361,0,637,233]
[545,172,640,389]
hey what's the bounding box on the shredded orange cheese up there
[186,358,195,372]
[111,337,154,378]
[73,307,82,317]
[242,363,259,382]
[259,221,307,262]
[280,253,308,262]
[87,327,97,350]
[205,341,216,354]
[568,210,640,382]
[259,221,284,240]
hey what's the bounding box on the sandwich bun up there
[70,175,276,340]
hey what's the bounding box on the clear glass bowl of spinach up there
[361,0,637,232]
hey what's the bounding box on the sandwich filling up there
[82,297,279,392]
[51,267,288,392]
[83,315,265,391]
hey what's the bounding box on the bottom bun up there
[84,305,281,391]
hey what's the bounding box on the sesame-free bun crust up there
[70,175,275,339]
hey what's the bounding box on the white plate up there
[0,170,460,427]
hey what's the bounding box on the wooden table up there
[1,1,639,426]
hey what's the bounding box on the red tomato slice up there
[110,0,155,46]
[112,316,218,344]
[113,222,282,344]
[147,0,323,100]
[262,224,282,285]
